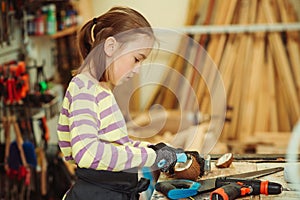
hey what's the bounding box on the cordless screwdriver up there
[210,177,284,200]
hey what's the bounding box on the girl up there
[57,6,178,200]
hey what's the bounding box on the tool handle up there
[155,180,200,199]
[210,183,242,200]
[155,181,176,197]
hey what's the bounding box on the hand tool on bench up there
[155,166,285,199]
[210,176,290,200]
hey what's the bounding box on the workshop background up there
[0,0,299,199]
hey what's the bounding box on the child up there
[57,6,178,200]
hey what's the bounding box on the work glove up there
[150,143,179,173]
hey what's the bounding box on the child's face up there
[106,35,153,86]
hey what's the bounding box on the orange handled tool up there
[210,177,283,200]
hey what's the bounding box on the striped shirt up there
[57,74,156,171]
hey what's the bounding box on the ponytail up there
[78,19,96,59]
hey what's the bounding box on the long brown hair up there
[76,7,155,81]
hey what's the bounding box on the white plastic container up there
[285,121,300,187]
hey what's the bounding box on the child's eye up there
[134,57,140,63]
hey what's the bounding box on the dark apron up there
[64,167,150,200]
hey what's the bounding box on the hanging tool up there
[6,65,15,104]
[7,1,15,42]
[0,0,3,46]
[36,61,48,94]
[1,107,11,174]
[18,62,29,99]
[155,167,285,199]
[0,65,5,100]
[1,0,10,45]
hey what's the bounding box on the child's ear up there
[104,37,118,57]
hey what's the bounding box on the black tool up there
[210,177,284,200]
[155,167,284,199]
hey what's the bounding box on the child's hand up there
[150,143,178,173]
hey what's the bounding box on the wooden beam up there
[236,0,258,137]
[277,0,300,102]
[263,0,300,124]
[185,0,216,111]
[266,46,279,132]
[144,0,201,110]
[198,0,238,115]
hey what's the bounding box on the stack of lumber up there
[144,0,300,141]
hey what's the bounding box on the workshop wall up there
[0,2,80,198]
[91,0,189,28]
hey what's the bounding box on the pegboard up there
[0,20,23,64]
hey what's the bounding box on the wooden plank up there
[185,0,216,111]
[195,0,232,108]
[197,0,238,116]
[236,0,258,137]
[218,34,237,94]
[161,0,202,109]
[253,3,270,132]
[175,18,207,110]
[179,42,198,110]
[223,0,253,139]
[144,0,202,110]
[275,72,292,131]
[217,1,242,140]
[277,0,300,102]
[227,39,248,139]
[266,47,279,132]
[262,0,300,124]
[218,34,238,140]
[160,38,191,108]
[255,59,270,132]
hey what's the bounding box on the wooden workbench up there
[151,157,300,200]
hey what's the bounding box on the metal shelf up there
[175,22,300,34]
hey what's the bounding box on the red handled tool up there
[210,177,284,200]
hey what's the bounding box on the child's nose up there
[132,66,140,74]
